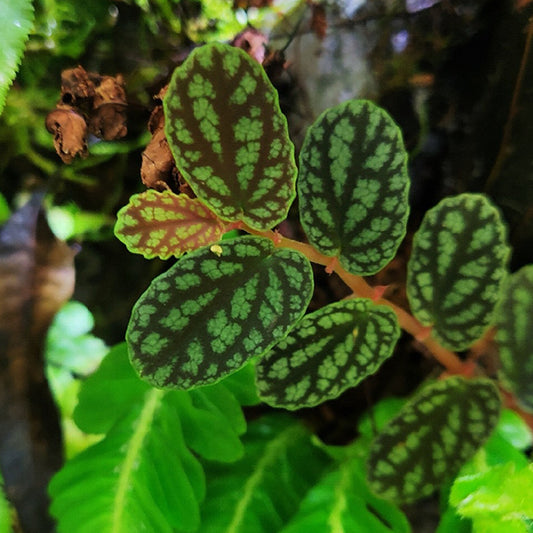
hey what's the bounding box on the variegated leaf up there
[164,43,297,230]
[114,190,226,259]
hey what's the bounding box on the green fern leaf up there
[367,377,501,502]
[114,190,227,259]
[407,193,510,350]
[164,43,297,230]
[199,415,331,533]
[494,265,533,412]
[126,235,313,389]
[0,0,34,115]
[297,100,410,275]
[281,456,411,533]
[256,299,400,409]
[50,343,258,533]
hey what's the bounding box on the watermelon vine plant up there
[48,42,533,532]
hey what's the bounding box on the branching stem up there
[243,225,468,376]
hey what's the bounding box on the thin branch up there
[243,225,469,376]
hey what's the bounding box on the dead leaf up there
[45,105,88,164]
[0,194,76,533]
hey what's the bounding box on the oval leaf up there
[0,0,34,115]
[126,236,313,389]
[367,377,501,502]
[495,265,533,412]
[297,100,410,275]
[407,193,510,350]
[256,299,400,410]
[164,43,297,230]
[114,189,226,259]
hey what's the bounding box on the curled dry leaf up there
[141,85,179,191]
[45,104,88,164]
[89,74,127,140]
[47,65,127,162]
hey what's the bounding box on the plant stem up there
[243,226,468,375]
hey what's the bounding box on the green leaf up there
[164,42,297,230]
[297,100,410,275]
[114,190,227,259]
[0,0,34,115]
[256,298,400,410]
[52,343,256,533]
[0,474,13,533]
[407,193,510,351]
[200,415,331,533]
[367,377,501,502]
[281,456,411,533]
[126,235,313,389]
[450,463,533,532]
[494,265,533,412]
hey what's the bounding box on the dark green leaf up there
[164,43,297,230]
[367,377,501,502]
[200,415,330,533]
[53,343,256,533]
[281,456,411,533]
[494,265,533,412]
[256,299,400,409]
[0,0,34,115]
[114,190,226,259]
[297,100,410,275]
[407,193,510,350]
[126,235,313,389]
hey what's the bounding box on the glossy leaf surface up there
[256,299,400,409]
[51,343,257,533]
[495,265,533,412]
[298,100,409,275]
[367,377,501,502]
[127,236,313,389]
[0,0,34,114]
[200,415,330,533]
[114,190,226,259]
[164,43,297,230]
[407,193,509,350]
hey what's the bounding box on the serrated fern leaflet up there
[256,299,400,410]
[126,236,313,389]
[407,193,510,351]
[297,99,410,275]
[164,42,297,230]
[0,0,34,115]
[114,189,226,259]
[367,377,501,502]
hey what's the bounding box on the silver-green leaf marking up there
[407,193,510,351]
[367,377,501,502]
[256,298,400,410]
[126,236,313,389]
[164,43,297,230]
[298,99,410,275]
[495,265,533,412]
